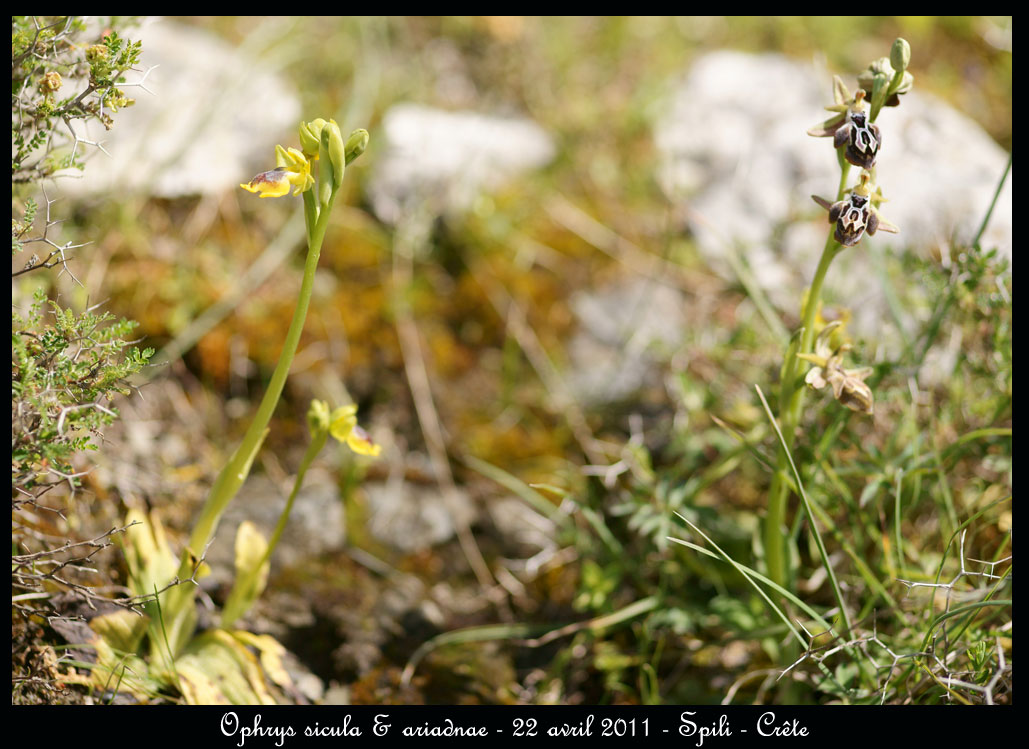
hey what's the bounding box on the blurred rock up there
[368,103,556,224]
[566,277,687,405]
[282,650,325,704]
[58,18,301,198]
[362,479,477,553]
[322,683,351,705]
[654,50,1012,342]
[486,497,558,559]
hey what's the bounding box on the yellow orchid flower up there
[240,145,314,198]
[329,405,382,457]
[315,402,383,457]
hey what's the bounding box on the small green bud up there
[318,129,335,205]
[307,399,331,435]
[299,118,328,158]
[858,57,894,94]
[892,71,914,97]
[326,119,346,189]
[344,129,369,166]
[890,38,911,73]
[86,44,109,62]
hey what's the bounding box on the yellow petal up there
[346,424,381,456]
[240,168,291,198]
[328,405,358,443]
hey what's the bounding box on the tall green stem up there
[148,189,336,661]
[764,232,841,590]
[763,150,851,591]
[139,120,368,668]
[156,189,334,658]
[188,190,333,556]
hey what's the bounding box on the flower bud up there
[890,38,911,73]
[299,118,328,158]
[307,399,331,435]
[86,44,109,62]
[892,71,914,97]
[858,48,914,113]
[344,129,369,166]
[326,120,346,189]
[39,71,62,94]
[857,58,894,95]
[317,129,335,205]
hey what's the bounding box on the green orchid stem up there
[220,426,329,630]
[160,185,337,653]
[764,230,842,591]
[261,430,327,573]
[188,189,336,559]
[836,161,852,201]
[142,121,368,663]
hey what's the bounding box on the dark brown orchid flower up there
[812,171,898,248]
[808,79,882,169]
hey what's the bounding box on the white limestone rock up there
[362,479,477,553]
[369,103,556,225]
[566,277,688,405]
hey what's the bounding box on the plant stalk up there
[764,232,841,590]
